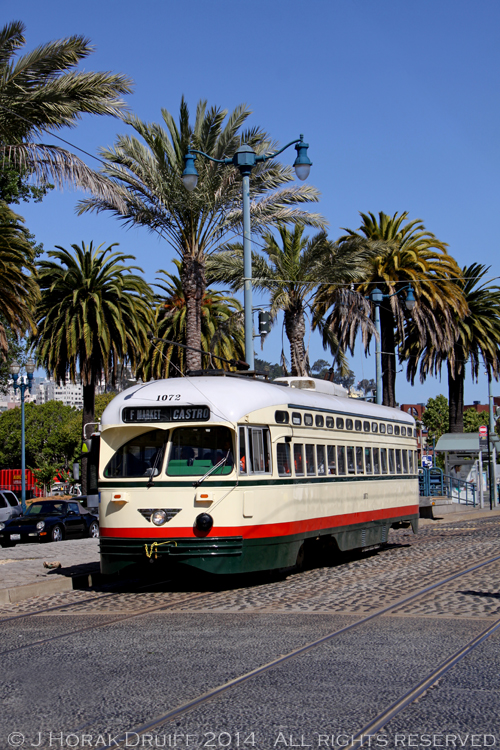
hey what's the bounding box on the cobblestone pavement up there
[1,515,499,619]
[2,515,500,749]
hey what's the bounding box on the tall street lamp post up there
[10,359,35,512]
[369,286,416,405]
[182,136,312,371]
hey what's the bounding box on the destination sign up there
[122,405,210,423]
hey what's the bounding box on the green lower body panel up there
[99,512,417,576]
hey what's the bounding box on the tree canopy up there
[77,97,325,370]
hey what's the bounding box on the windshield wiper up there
[146,445,165,489]
[193,451,230,489]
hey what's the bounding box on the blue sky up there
[13,0,500,406]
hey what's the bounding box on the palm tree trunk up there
[381,306,397,408]
[181,255,205,372]
[81,381,95,495]
[284,306,309,376]
[448,347,464,433]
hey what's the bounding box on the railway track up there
[2,552,497,746]
[76,552,498,749]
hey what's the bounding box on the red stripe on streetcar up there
[100,504,419,540]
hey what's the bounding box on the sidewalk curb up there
[0,576,74,605]
[0,568,107,605]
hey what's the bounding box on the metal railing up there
[419,468,476,506]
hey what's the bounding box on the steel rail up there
[344,616,500,750]
[0,589,212,656]
[98,552,500,749]
[0,576,177,624]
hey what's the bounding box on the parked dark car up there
[0,500,99,547]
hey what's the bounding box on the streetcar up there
[92,373,419,576]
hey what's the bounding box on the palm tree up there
[405,264,500,432]
[0,202,38,353]
[208,224,360,376]
[0,20,132,197]
[31,242,154,489]
[77,98,325,371]
[315,212,465,407]
[140,260,245,380]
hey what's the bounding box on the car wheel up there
[50,525,63,542]
[88,521,99,538]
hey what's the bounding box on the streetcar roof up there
[100,376,415,428]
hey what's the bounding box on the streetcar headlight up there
[195,513,213,533]
[152,510,167,526]
[36,521,45,531]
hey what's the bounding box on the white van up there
[0,490,23,523]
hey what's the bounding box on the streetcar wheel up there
[88,521,99,538]
[50,525,63,542]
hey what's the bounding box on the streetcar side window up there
[315,415,324,428]
[249,427,271,474]
[347,446,356,474]
[379,424,386,434]
[372,422,378,433]
[304,414,313,427]
[365,447,373,474]
[306,444,316,475]
[294,444,304,476]
[337,445,346,475]
[388,449,395,473]
[395,449,402,474]
[355,420,362,432]
[363,421,370,433]
[277,443,291,476]
[167,427,234,476]
[373,447,380,474]
[326,417,334,429]
[356,446,364,474]
[394,425,400,436]
[407,427,413,437]
[239,426,247,474]
[402,450,409,474]
[387,424,393,435]
[317,445,326,475]
[327,445,337,474]
[104,429,168,478]
[380,448,388,474]
[292,412,302,425]
[336,417,344,429]
[409,451,414,473]
[401,427,406,436]
[346,419,353,431]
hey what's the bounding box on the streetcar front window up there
[167,426,233,476]
[104,430,168,478]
